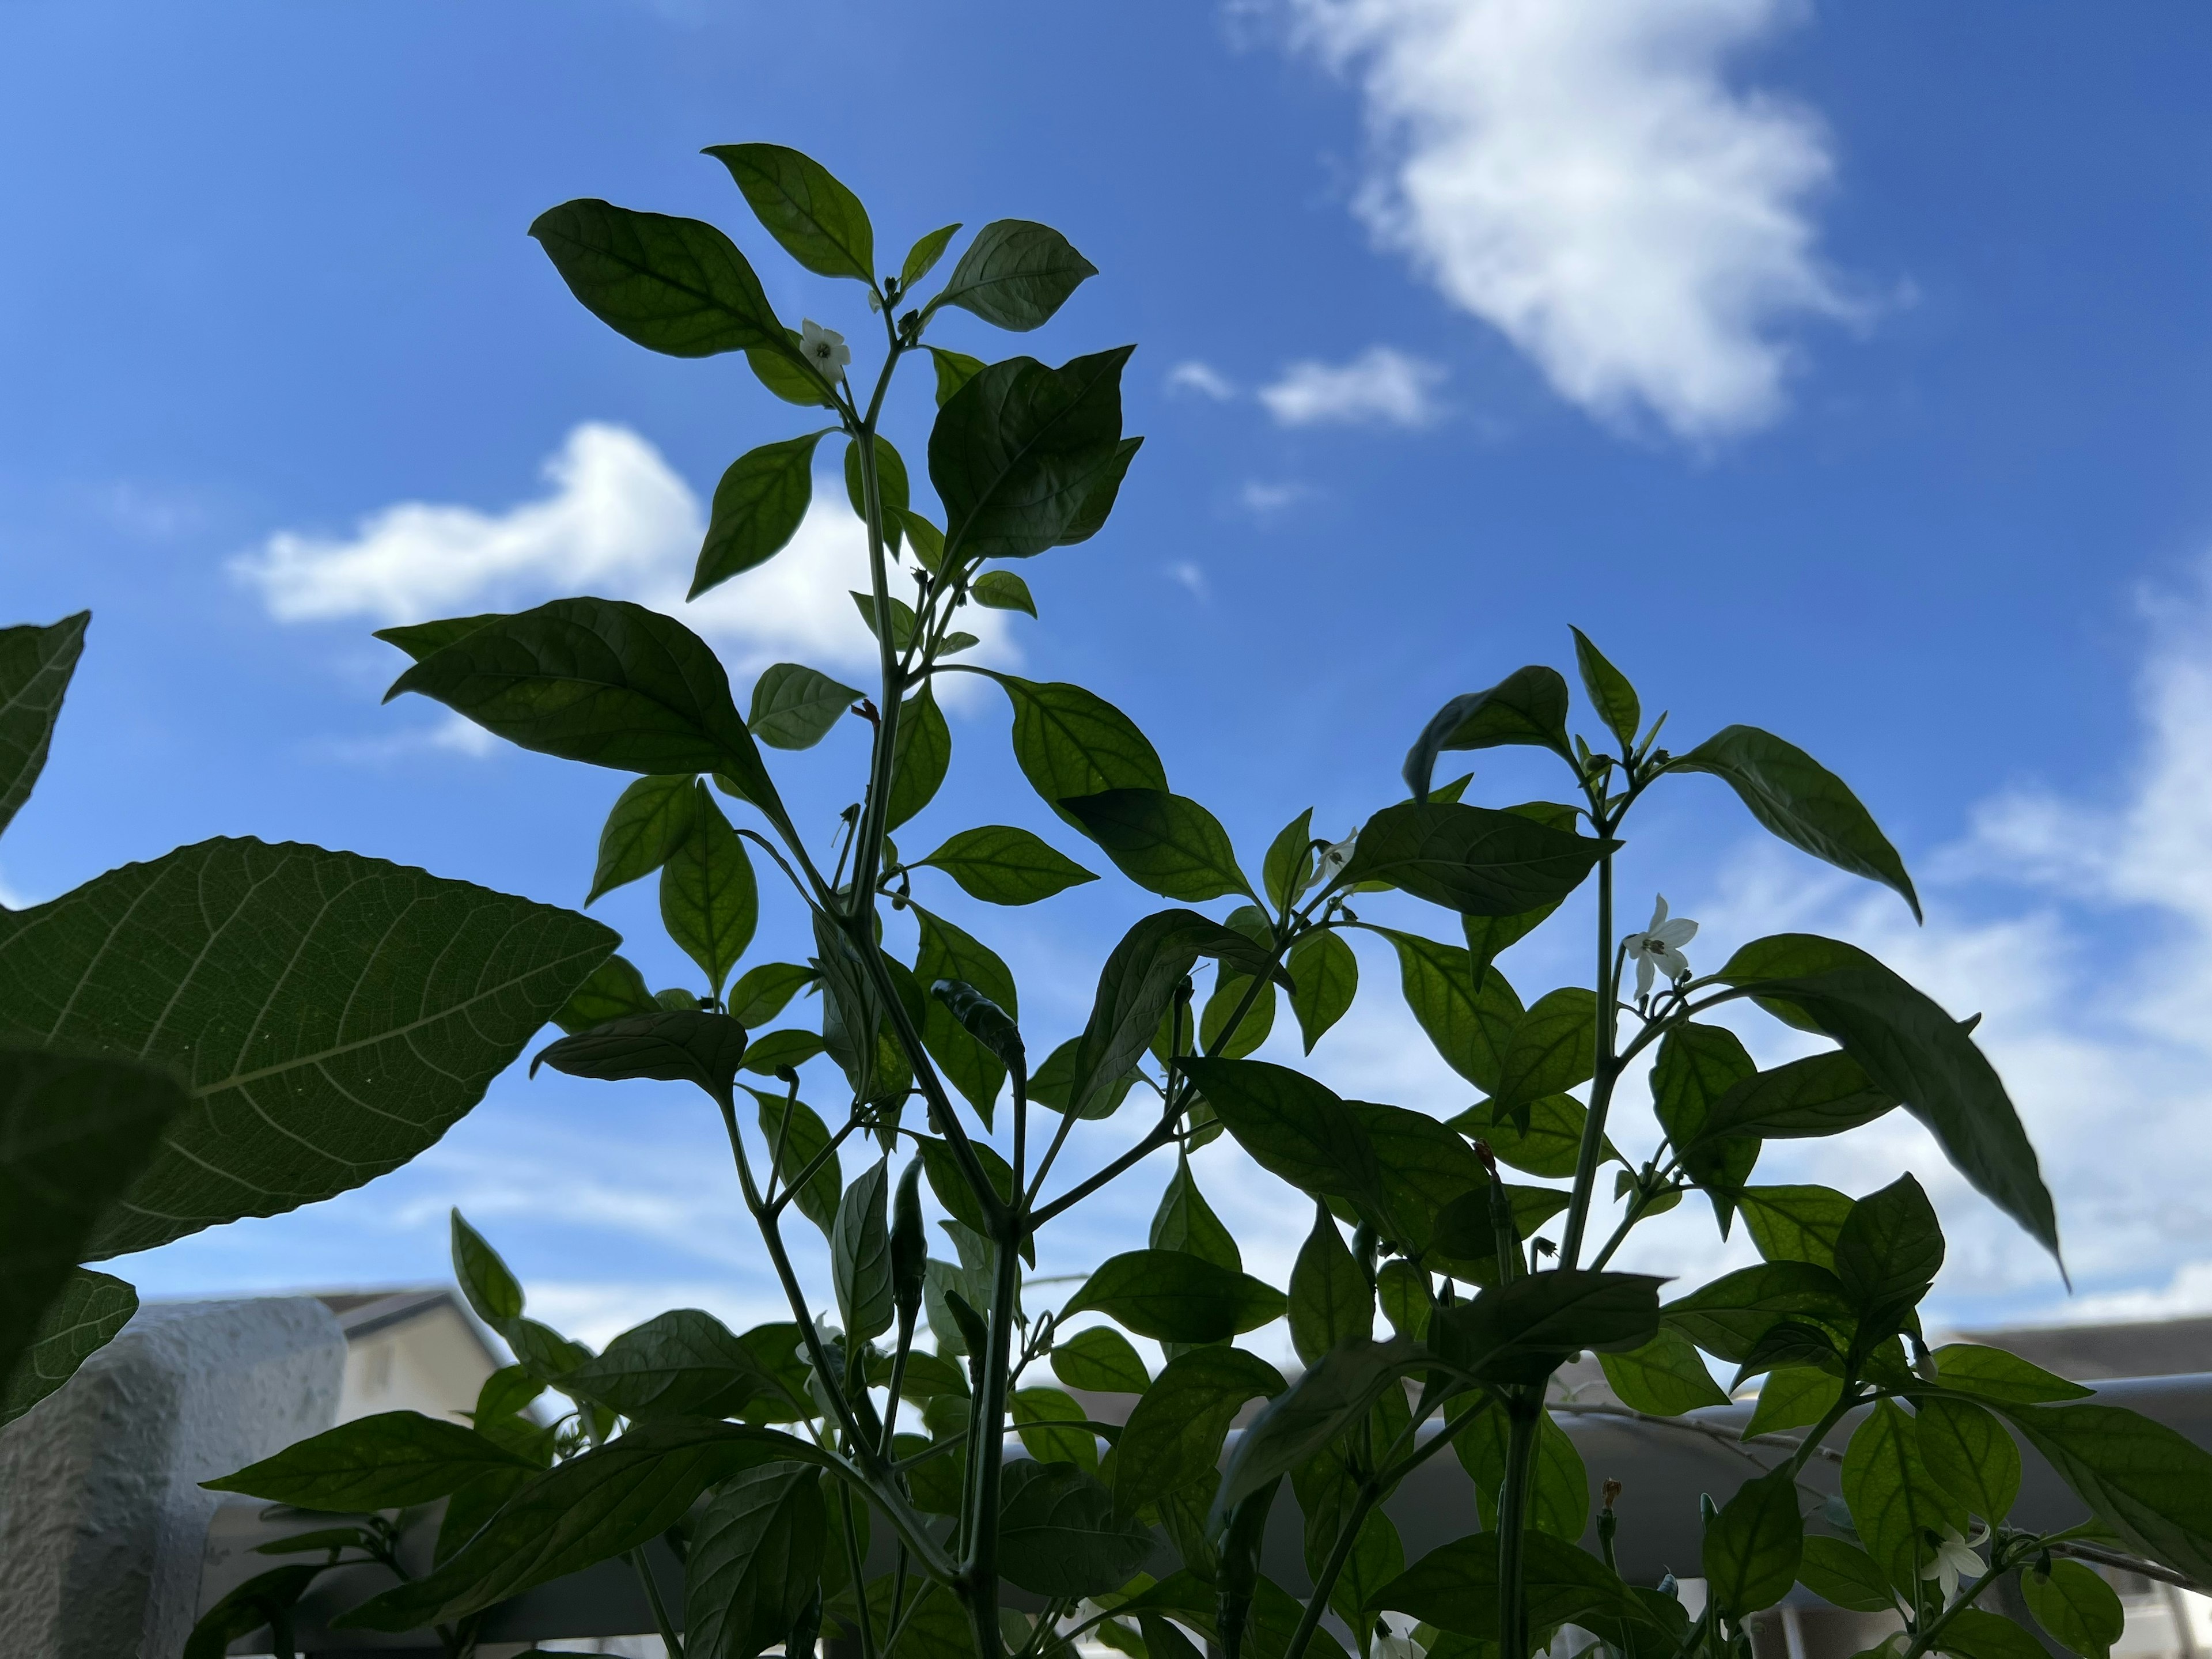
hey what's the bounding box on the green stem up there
[1279,1484,1380,1659]
[1495,1392,1542,1659]
[960,1200,1026,1659]
[1560,839,1617,1269]
[628,1546,685,1659]
[838,1484,880,1659]
[1899,1558,2009,1659]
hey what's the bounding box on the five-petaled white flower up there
[801,318,851,383]
[1920,1524,1983,1603]
[1623,895,1698,998]
[1301,828,1359,897]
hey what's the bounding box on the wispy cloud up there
[1257,346,1446,427]
[1166,562,1210,600]
[1282,0,1857,440]
[1238,481,1311,517]
[1167,361,1239,401]
[230,422,1014,683]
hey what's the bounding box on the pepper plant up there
[200,144,2212,1659]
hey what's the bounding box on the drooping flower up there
[1622,894,1698,998]
[1920,1524,1984,1602]
[801,318,851,383]
[1300,828,1359,898]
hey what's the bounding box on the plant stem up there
[838,1484,880,1659]
[1898,1558,2008,1659]
[628,1545,685,1659]
[1560,838,1617,1270]
[1279,1484,1379,1659]
[960,1203,1024,1659]
[1495,1392,1542,1659]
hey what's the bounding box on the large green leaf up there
[552,953,659,1034]
[1842,1398,1966,1592]
[983,672,1166,824]
[386,597,782,815]
[1286,929,1358,1054]
[1402,667,1574,801]
[1597,1325,1729,1416]
[930,348,1139,561]
[1287,1200,1371,1366]
[1064,1250,1285,1343]
[1570,628,1641,755]
[1833,1173,1944,1332]
[685,1460,828,1659]
[1916,1395,2019,1525]
[1722,934,2058,1260]
[706,143,874,282]
[1491,987,1597,1118]
[1735,1185,1855,1271]
[1061,789,1251,903]
[887,684,950,831]
[0,844,612,1257]
[1,1267,135,1428]
[660,786,756,995]
[1350,1101,1488,1255]
[530,199,785,356]
[692,432,830,599]
[1929,1342,2090,1404]
[1650,1022,1756,1192]
[1796,1535,1896,1613]
[1682,1050,1895,1173]
[1013,1385,1098,1472]
[1052,1325,1150,1395]
[918,825,1096,906]
[926,219,1096,331]
[1342,802,1609,917]
[1661,1262,1854,1364]
[1179,1058,1381,1207]
[1673,725,1921,920]
[588,773,699,904]
[338,1419,819,1628]
[1374,929,1520,1092]
[1427,1271,1663,1385]
[1378,1528,1660,1643]
[1214,1336,1421,1518]
[533,1010,752,1100]
[999,1460,1157,1597]
[1449,1093,1606,1181]
[2022,1559,2126,1659]
[913,904,1018,1123]
[207,1410,537,1509]
[1452,1399,1588,1539]
[833,1157,895,1343]
[749,662,860,751]
[560,1309,777,1422]
[0,611,87,842]
[0,1049,181,1393]
[1108,1343,1283,1514]
[1151,1153,1240,1271]
[1062,914,1280,1119]
[1702,1467,1802,1618]
[752,1088,842,1234]
[2002,1402,2212,1584]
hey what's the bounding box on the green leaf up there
[1027,1037,1133,1122]
[1375,929,1521,1092]
[1492,986,1597,1118]
[2,1267,135,1428]
[532,1009,752,1100]
[751,1088,841,1234]
[1722,934,2057,1261]
[1570,627,1641,755]
[1107,1344,1283,1515]
[1287,1200,1372,1366]
[987,672,1167,824]
[1834,1173,1943,1330]
[373,612,510,662]
[0,611,86,842]
[2002,1401,2212,1584]
[1703,1467,1803,1618]
[1063,914,1281,1120]
[184,1565,325,1659]
[1286,929,1358,1054]
[1180,1058,1381,1208]
[1661,1262,1854,1365]
[930,346,987,406]
[1053,1325,1150,1394]
[1261,809,1316,914]
[706,142,874,282]
[0,843,612,1258]
[338,1419,820,1628]
[1402,666,1575,801]
[999,1459,1157,1597]
[728,962,815,1029]
[207,1409,535,1508]
[686,1460,828,1659]
[1599,1326,1729,1416]
[914,904,1019,1123]
[657,787,756,997]
[1215,1337,1422,1521]
[385,597,782,815]
[740,1028,827,1077]
[0,1048,181,1395]
[746,328,838,408]
[1378,1528,1660,1643]
[1674,725,1921,920]
[845,433,912,536]
[552,953,658,1034]
[1736,1185,1855,1271]
[930,349,1139,561]
[451,1208,524,1325]
[2022,1559,2125,1659]
[1065,1250,1285,1343]
[531,199,784,356]
[972,570,1037,616]
[887,684,950,831]
[1351,1100,1490,1255]
[851,589,919,652]
[1917,1395,2019,1525]
[832,1157,895,1343]
[562,1309,775,1423]
[918,825,1096,906]
[1936,1609,2054,1659]
[692,431,829,600]
[588,773,699,904]
[1343,802,1609,917]
[1841,1399,1966,1591]
[1452,1400,1588,1539]
[1744,1366,1841,1437]
[927,219,1097,331]
[1930,1343,2091,1405]
[749,662,860,751]
[901,223,961,290]
[1650,1022,1758,1194]
[1796,1535,1895,1613]
[1448,1094,1605,1181]
[1151,1154,1240,1271]
[1013,1385,1100,1473]
[1684,1050,1896,1175]
[1200,971,1276,1062]
[1429,1271,1663,1385]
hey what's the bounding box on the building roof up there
[1950,1314,2212,1381]
[314,1287,503,1367]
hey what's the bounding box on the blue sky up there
[7,0,2212,1357]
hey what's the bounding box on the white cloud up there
[1238,480,1312,516]
[1167,360,1239,400]
[1257,346,1446,427]
[230,421,1013,683]
[1166,562,1210,600]
[1283,0,1856,440]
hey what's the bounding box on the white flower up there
[1622,895,1698,998]
[1920,1524,1983,1602]
[1301,828,1359,897]
[1373,1634,1422,1659]
[801,319,851,384]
